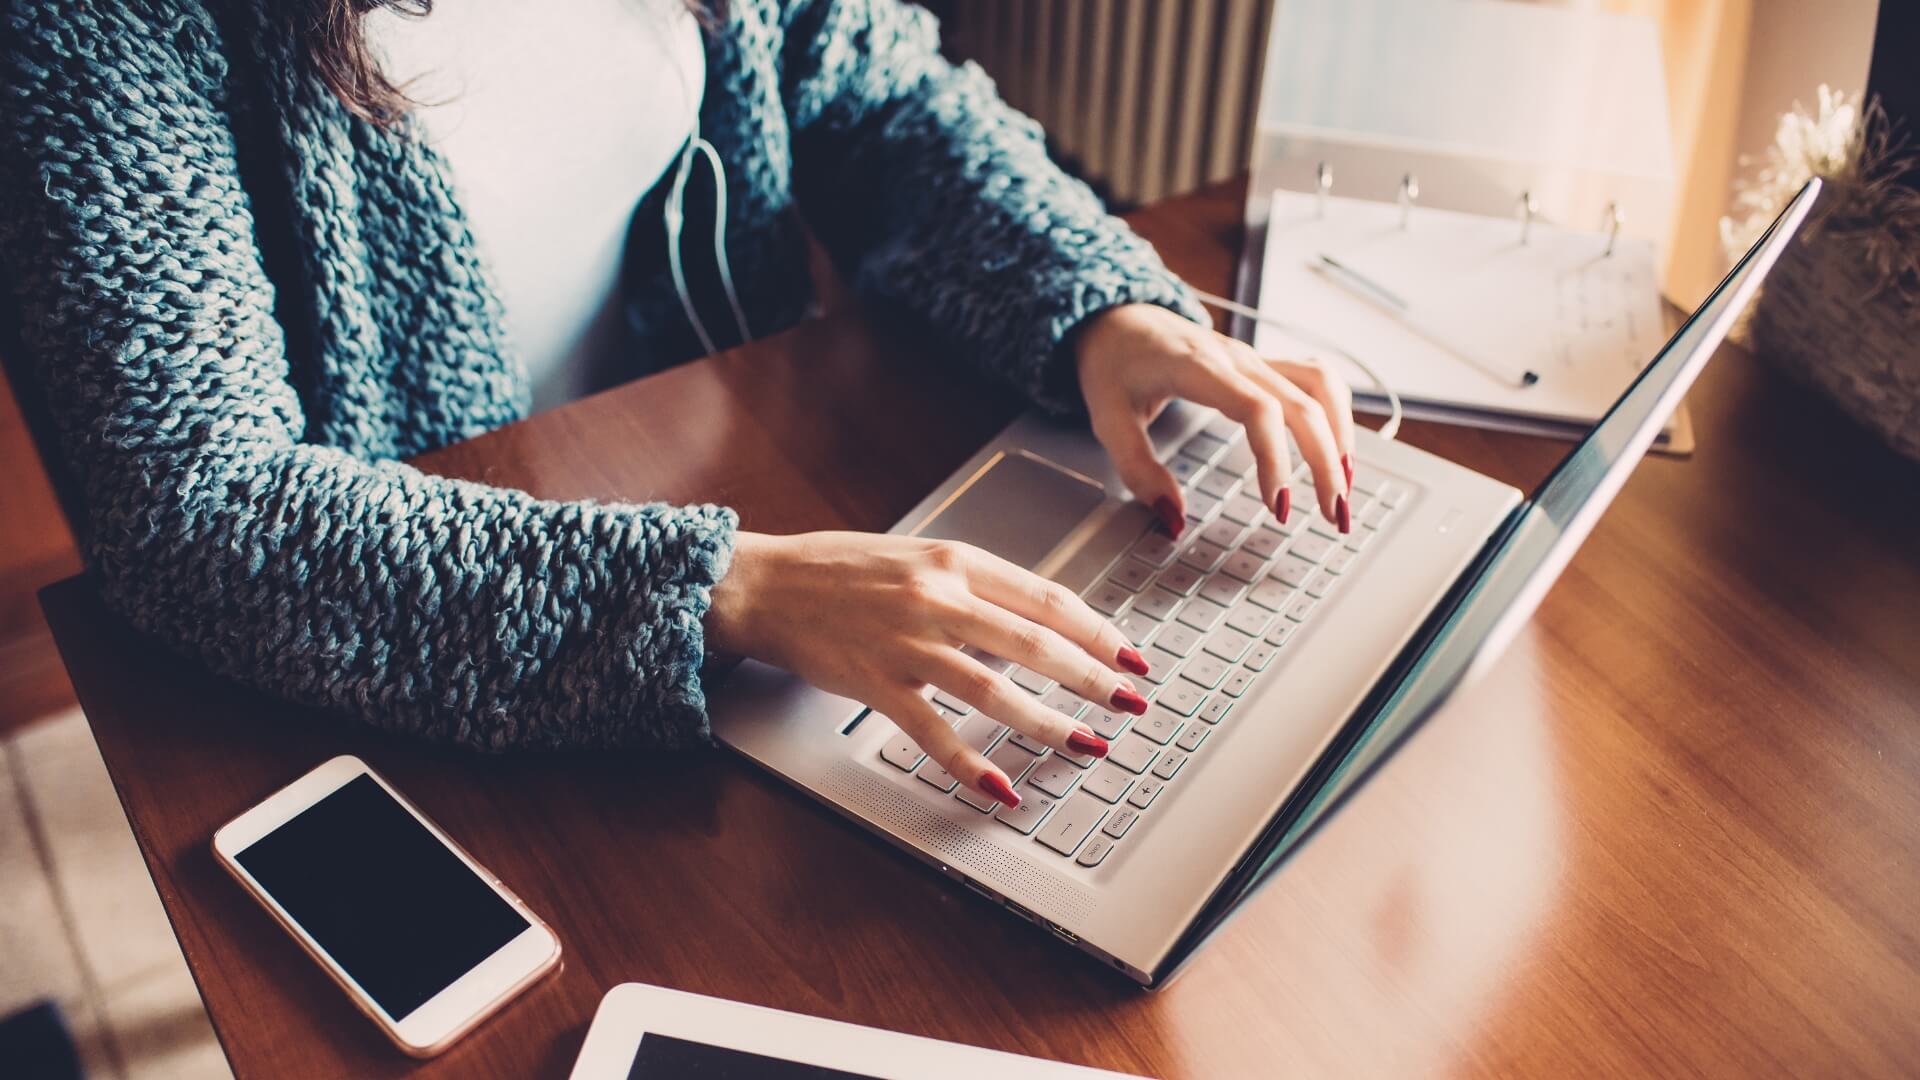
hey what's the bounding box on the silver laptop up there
[712,181,1819,986]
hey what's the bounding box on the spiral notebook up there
[1251,189,1690,449]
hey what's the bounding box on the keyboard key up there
[1291,533,1337,562]
[1056,749,1096,769]
[1128,778,1164,809]
[1242,527,1285,559]
[1156,682,1206,717]
[1199,518,1244,548]
[1205,628,1254,663]
[1286,595,1319,623]
[994,789,1057,834]
[1109,559,1156,591]
[1152,750,1187,780]
[1200,697,1234,725]
[1168,457,1205,485]
[916,759,959,792]
[1075,834,1115,867]
[956,785,1000,813]
[1158,563,1204,596]
[1134,707,1186,743]
[1010,667,1052,694]
[1244,643,1278,671]
[1378,479,1408,507]
[1102,805,1140,839]
[1248,579,1294,611]
[1036,793,1110,856]
[1176,724,1208,752]
[1179,540,1229,573]
[1180,432,1230,464]
[988,741,1039,785]
[1306,571,1338,598]
[1308,515,1343,541]
[1221,669,1256,698]
[1324,548,1357,574]
[1134,587,1184,621]
[1177,598,1229,633]
[1272,555,1315,587]
[1142,646,1183,683]
[931,689,973,715]
[1184,491,1223,522]
[1218,440,1256,474]
[1265,622,1296,648]
[1083,764,1136,803]
[1132,532,1180,566]
[1083,707,1131,740]
[1196,469,1239,499]
[1085,581,1133,616]
[1009,729,1049,754]
[1222,551,1269,584]
[1222,493,1265,526]
[1226,605,1273,637]
[1346,526,1378,551]
[1039,686,1089,721]
[1199,574,1244,608]
[957,715,1007,754]
[1203,414,1239,441]
[1181,654,1230,689]
[1364,501,1393,528]
[879,724,926,771]
[1156,622,1204,657]
[1112,611,1160,647]
[1350,464,1383,495]
[1025,755,1082,798]
[1108,734,1160,774]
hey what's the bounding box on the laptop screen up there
[1158,179,1820,982]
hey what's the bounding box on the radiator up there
[939,0,1276,206]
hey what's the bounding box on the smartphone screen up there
[232,774,530,1020]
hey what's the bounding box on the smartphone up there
[212,755,561,1057]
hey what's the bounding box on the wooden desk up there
[41,182,1920,1078]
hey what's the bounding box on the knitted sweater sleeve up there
[777,0,1211,416]
[0,3,734,752]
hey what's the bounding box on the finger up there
[885,691,1017,804]
[922,651,1110,761]
[1091,405,1186,539]
[1170,361,1295,523]
[1270,357,1356,490]
[942,599,1149,720]
[958,549,1149,678]
[1244,361,1346,529]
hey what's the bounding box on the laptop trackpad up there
[913,452,1106,571]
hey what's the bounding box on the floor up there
[1,707,231,1080]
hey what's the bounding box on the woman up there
[0,0,1354,807]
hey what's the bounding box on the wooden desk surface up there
[41,182,1920,1078]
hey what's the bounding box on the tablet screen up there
[629,1033,879,1079]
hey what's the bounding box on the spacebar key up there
[1035,792,1110,857]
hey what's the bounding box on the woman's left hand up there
[1074,303,1357,538]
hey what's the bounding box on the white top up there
[368,0,705,412]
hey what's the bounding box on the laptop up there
[711,180,1819,987]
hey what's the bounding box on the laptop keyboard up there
[875,416,1409,870]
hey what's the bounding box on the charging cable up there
[1191,287,1403,443]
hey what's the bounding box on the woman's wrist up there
[704,530,776,661]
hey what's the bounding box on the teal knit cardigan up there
[0,0,1203,751]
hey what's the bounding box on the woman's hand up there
[1074,303,1357,536]
[705,531,1151,806]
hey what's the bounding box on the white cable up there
[661,8,751,356]
[1191,287,1404,443]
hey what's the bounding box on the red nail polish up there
[1109,687,1149,716]
[1336,494,1351,534]
[1067,729,1111,757]
[1342,453,1354,492]
[1276,487,1291,525]
[979,772,1019,807]
[1153,496,1185,539]
[1116,647,1150,676]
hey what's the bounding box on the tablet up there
[569,983,1142,1080]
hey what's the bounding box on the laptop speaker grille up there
[822,761,1096,926]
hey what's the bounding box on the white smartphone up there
[212,755,561,1057]
[570,983,1144,1079]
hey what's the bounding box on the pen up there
[1310,253,1540,389]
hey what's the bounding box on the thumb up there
[1093,409,1186,540]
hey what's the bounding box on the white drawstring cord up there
[1191,287,1404,443]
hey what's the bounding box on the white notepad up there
[1252,189,1668,434]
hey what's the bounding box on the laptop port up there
[1004,902,1037,924]
[962,878,997,902]
[1047,922,1080,944]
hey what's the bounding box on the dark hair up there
[297,0,713,127]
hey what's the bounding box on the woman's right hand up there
[704,531,1152,806]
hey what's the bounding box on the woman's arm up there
[0,2,733,751]
[775,0,1209,415]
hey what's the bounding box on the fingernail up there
[1342,453,1354,492]
[1336,494,1351,534]
[1067,728,1111,757]
[1109,686,1149,716]
[1116,647,1150,676]
[1276,486,1291,524]
[979,772,1020,807]
[1153,496,1185,539]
